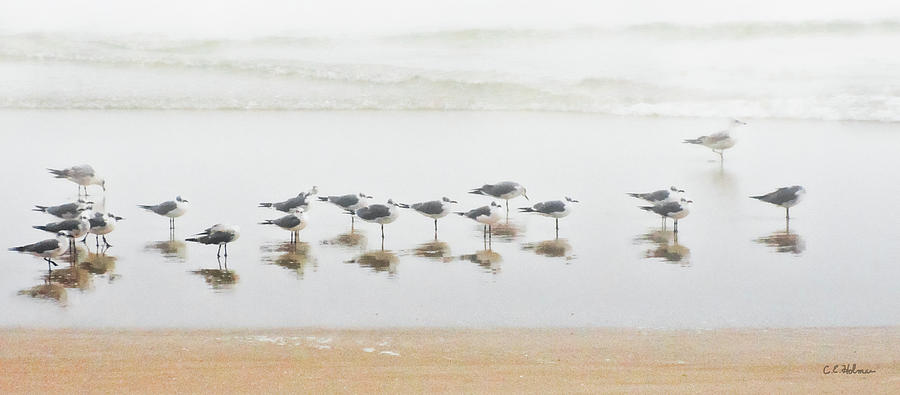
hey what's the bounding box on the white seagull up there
[48,164,106,195]
[259,186,318,213]
[519,197,579,232]
[397,197,458,235]
[9,232,70,271]
[349,200,401,240]
[139,196,189,230]
[640,198,693,233]
[750,185,806,220]
[318,193,373,227]
[260,210,309,243]
[187,224,241,257]
[87,212,124,248]
[33,199,93,219]
[456,201,504,239]
[469,181,529,214]
[683,119,748,160]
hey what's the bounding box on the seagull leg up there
[102,235,112,248]
[217,244,222,257]
[786,207,790,220]
[674,219,679,233]
[95,235,100,249]
[489,225,492,241]
[556,218,559,239]
[224,243,228,257]
[381,224,385,240]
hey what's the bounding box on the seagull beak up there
[524,194,529,200]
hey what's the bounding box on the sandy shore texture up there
[1,327,897,393]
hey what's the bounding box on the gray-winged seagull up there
[187,224,241,257]
[33,199,93,219]
[139,196,189,230]
[397,197,458,236]
[751,185,806,220]
[9,232,70,271]
[259,186,318,213]
[683,119,747,160]
[640,198,693,233]
[519,197,579,233]
[456,201,504,239]
[48,164,106,195]
[469,181,528,215]
[260,210,309,243]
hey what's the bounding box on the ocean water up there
[2,20,900,120]
[1,111,898,328]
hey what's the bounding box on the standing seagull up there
[260,210,309,243]
[628,186,685,227]
[640,198,693,233]
[519,197,579,234]
[397,197,458,236]
[750,186,806,220]
[469,181,529,216]
[33,199,93,219]
[683,119,748,160]
[456,202,504,240]
[33,215,91,251]
[139,196,189,230]
[259,186,318,213]
[318,193,372,228]
[186,224,241,257]
[48,164,106,195]
[349,200,401,241]
[87,212,124,248]
[9,232,70,271]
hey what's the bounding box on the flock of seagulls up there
[9,119,808,270]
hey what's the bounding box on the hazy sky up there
[2,0,900,35]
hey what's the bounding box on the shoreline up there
[2,327,896,393]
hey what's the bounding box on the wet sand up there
[1,327,897,393]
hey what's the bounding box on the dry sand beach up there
[1,328,897,393]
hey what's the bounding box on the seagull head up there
[680,198,694,204]
[109,213,124,221]
[670,186,685,193]
[176,195,189,203]
[490,201,503,208]
[442,197,458,204]
[308,186,319,196]
[99,178,107,191]
[521,187,529,200]
[359,193,373,199]
[565,197,579,203]
[730,119,748,127]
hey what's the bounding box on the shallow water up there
[1,110,898,328]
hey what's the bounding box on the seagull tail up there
[33,205,48,212]
[137,205,155,211]
[257,202,274,208]
[47,168,67,178]
[9,246,26,252]
[258,220,274,225]
[343,209,356,215]
[639,206,655,212]
[626,193,643,199]
[32,225,50,232]
[454,212,466,216]
[683,138,702,144]
[317,197,329,202]
[518,207,535,213]
[185,236,206,244]
[395,202,410,209]
[749,195,766,200]
[468,188,485,195]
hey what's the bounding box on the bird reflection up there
[47,265,93,290]
[522,238,574,260]
[413,239,452,262]
[634,230,690,265]
[80,251,120,282]
[348,250,398,275]
[321,230,367,250]
[192,256,239,290]
[754,220,805,254]
[460,248,502,274]
[18,278,67,305]
[62,243,89,265]
[260,241,316,277]
[144,239,188,262]
[487,221,523,241]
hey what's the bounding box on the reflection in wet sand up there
[460,249,502,274]
[489,222,523,241]
[522,239,574,260]
[192,257,238,290]
[144,239,188,262]
[48,265,93,290]
[18,280,67,304]
[755,221,805,254]
[321,231,367,249]
[348,250,399,275]
[634,230,691,265]
[413,240,452,262]
[261,241,316,277]
[61,243,89,265]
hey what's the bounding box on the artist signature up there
[823,364,876,375]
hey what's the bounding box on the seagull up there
[519,197,579,233]
[33,214,91,250]
[349,200,401,240]
[9,232,70,271]
[87,212,124,248]
[469,181,528,214]
[750,186,806,220]
[33,199,93,219]
[683,119,748,160]
[318,193,372,227]
[397,197,458,235]
[139,196,189,230]
[456,201,504,239]
[260,210,308,243]
[48,164,106,195]
[640,198,693,233]
[186,224,241,257]
[259,186,318,213]
[628,187,685,227]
